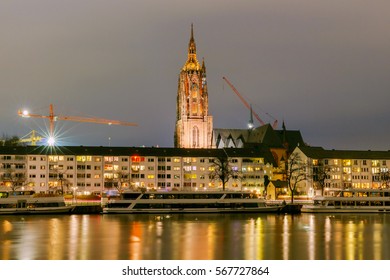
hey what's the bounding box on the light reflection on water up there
[0,213,389,260]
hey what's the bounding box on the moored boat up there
[0,190,75,215]
[279,203,302,214]
[301,188,390,213]
[102,190,282,214]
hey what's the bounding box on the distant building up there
[294,146,390,196]
[175,25,213,148]
[266,180,288,200]
[213,122,306,168]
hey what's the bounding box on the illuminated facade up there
[2,145,390,197]
[0,146,275,195]
[175,25,213,148]
[294,146,390,196]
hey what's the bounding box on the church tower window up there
[193,126,199,148]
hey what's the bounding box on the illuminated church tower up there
[175,25,213,148]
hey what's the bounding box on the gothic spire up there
[183,24,200,71]
[248,105,254,129]
[188,23,196,55]
[282,120,288,149]
[201,57,206,73]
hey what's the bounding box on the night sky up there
[1,0,389,150]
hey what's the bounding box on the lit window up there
[184,166,192,172]
[49,156,64,162]
[132,156,141,162]
[77,156,91,162]
[343,160,351,166]
[104,164,113,171]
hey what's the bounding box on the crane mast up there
[222,76,278,129]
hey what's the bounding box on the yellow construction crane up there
[19,130,43,146]
[18,104,137,145]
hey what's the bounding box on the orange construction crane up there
[222,76,278,129]
[18,104,137,139]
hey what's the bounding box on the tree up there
[49,169,70,194]
[209,155,240,191]
[312,160,332,196]
[1,168,27,192]
[263,175,270,198]
[285,152,308,203]
[381,170,390,189]
[0,135,21,146]
[104,170,130,193]
[115,170,131,193]
[375,169,390,189]
[48,165,71,194]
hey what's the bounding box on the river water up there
[0,213,389,260]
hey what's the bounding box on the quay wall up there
[72,205,103,214]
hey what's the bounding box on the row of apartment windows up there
[315,159,388,166]
[324,182,372,188]
[26,179,263,189]
[26,172,262,181]
[325,167,384,174]
[25,164,264,173]
[327,174,376,181]
[2,156,25,161]
[14,155,263,164]
[1,164,25,169]
[352,175,370,180]
[39,182,104,188]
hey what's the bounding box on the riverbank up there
[72,205,102,214]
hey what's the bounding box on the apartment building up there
[0,145,276,195]
[294,146,390,196]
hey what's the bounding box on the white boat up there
[0,190,75,215]
[301,188,390,213]
[102,191,282,214]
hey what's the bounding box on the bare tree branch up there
[209,156,241,191]
[285,152,309,203]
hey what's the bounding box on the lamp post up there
[72,187,78,204]
[58,173,63,195]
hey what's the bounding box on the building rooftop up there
[213,123,306,153]
[298,146,390,160]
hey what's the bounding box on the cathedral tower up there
[174,25,213,148]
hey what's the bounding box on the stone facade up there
[175,25,213,148]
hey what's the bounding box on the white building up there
[0,146,276,195]
[294,146,390,197]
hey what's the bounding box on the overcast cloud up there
[1,0,389,150]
